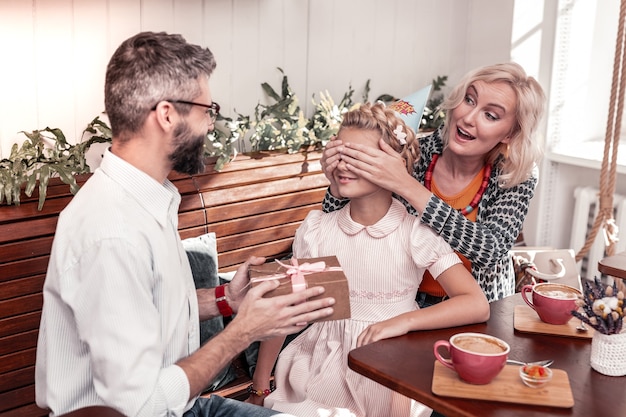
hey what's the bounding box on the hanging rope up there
[576,0,626,263]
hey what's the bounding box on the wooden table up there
[348,294,626,417]
[598,250,626,279]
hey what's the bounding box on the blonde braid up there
[340,102,419,173]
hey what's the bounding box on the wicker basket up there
[590,331,626,376]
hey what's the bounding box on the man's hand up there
[181,260,334,399]
[226,256,266,313]
[231,280,335,342]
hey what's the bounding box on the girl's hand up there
[321,137,342,197]
[356,316,410,347]
[339,138,414,196]
[244,393,266,406]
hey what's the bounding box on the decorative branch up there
[572,276,624,335]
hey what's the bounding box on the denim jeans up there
[184,395,294,417]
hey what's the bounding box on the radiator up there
[570,186,626,281]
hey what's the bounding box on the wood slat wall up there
[0,150,328,416]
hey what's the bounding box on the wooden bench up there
[0,149,329,416]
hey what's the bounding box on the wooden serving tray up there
[513,304,594,339]
[432,361,574,408]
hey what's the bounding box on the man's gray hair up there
[104,31,216,140]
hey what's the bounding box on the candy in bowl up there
[520,364,553,388]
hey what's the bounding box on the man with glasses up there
[152,100,220,122]
[35,31,335,417]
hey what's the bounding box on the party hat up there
[387,84,432,133]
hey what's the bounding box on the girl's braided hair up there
[339,102,419,172]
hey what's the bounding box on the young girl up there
[322,63,547,306]
[248,102,490,417]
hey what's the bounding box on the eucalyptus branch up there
[2,70,445,210]
[0,116,112,210]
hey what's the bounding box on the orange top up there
[419,166,484,297]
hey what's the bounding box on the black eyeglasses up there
[152,100,220,122]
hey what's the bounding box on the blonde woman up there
[323,62,546,307]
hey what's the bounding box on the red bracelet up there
[215,284,233,317]
[246,383,275,397]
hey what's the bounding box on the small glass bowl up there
[520,364,553,388]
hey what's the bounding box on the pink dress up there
[264,199,461,417]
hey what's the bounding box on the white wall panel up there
[465,0,515,70]
[414,1,458,86]
[256,0,308,109]
[74,0,109,136]
[202,0,233,116]
[107,0,142,55]
[305,0,475,108]
[280,0,308,102]
[0,0,37,158]
[140,0,175,33]
[33,0,75,144]
[173,0,205,45]
[231,0,269,113]
[0,0,516,158]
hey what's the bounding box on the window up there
[547,0,626,169]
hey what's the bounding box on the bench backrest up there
[0,150,328,416]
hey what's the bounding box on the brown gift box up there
[249,256,351,322]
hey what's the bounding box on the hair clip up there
[394,125,407,145]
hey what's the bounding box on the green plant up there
[0,69,413,209]
[207,111,251,171]
[204,68,365,171]
[309,80,368,145]
[0,117,112,210]
[420,75,447,131]
[247,68,363,154]
[249,68,312,153]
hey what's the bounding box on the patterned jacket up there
[323,126,538,302]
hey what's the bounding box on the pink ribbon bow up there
[250,258,331,294]
[275,258,328,293]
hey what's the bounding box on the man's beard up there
[169,120,207,175]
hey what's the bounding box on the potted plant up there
[208,67,363,170]
[572,276,626,376]
[0,68,443,210]
[0,69,364,209]
[0,117,111,210]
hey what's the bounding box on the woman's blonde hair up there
[339,102,419,172]
[441,62,546,188]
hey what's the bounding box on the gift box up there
[249,256,351,322]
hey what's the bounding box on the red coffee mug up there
[521,282,581,325]
[433,332,510,385]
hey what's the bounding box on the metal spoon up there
[506,359,554,367]
[576,320,588,332]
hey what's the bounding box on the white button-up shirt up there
[36,149,199,416]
